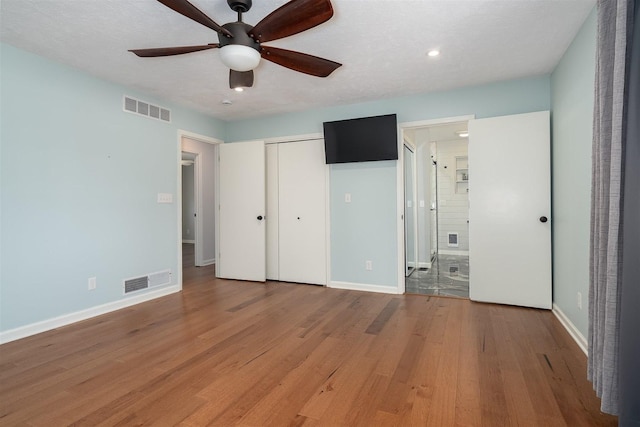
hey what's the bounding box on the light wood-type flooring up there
[0,245,616,426]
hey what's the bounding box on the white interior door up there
[278,140,327,285]
[217,141,266,282]
[468,111,551,309]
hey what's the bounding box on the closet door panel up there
[278,140,327,285]
[266,144,279,281]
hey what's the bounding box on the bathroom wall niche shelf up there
[455,156,469,194]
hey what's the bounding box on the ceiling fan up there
[129,0,342,90]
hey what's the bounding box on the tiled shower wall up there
[435,139,469,253]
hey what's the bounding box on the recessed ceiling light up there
[221,99,233,105]
[234,87,244,92]
[427,50,440,57]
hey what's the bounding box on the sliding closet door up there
[217,141,266,282]
[278,140,327,285]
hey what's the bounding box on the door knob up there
[257,215,263,221]
[539,216,548,223]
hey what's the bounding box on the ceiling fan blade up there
[157,0,232,37]
[249,0,334,43]
[129,44,219,57]
[229,70,254,89]
[261,46,341,77]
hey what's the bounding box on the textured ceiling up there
[0,0,595,121]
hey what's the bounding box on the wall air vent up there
[124,276,148,294]
[123,96,171,123]
[448,232,459,247]
[123,270,172,295]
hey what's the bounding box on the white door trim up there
[176,129,222,290]
[400,115,476,130]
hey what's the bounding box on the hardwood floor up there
[0,245,616,426]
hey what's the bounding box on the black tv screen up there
[323,114,398,164]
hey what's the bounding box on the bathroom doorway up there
[403,120,470,298]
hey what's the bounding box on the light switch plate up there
[345,193,351,203]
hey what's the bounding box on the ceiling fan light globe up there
[219,45,261,72]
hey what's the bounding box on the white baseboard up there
[329,281,400,294]
[552,303,588,356]
[182,239,195,244]
[438,250,470,256]
[197,258,215,267]
[0,285,181,345]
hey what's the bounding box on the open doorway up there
[181,152,197,267]
[402,119,470,298]
[177,131,221,289]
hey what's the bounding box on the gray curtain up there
[588,0,635,416]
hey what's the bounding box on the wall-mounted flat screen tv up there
[323,114,398,164]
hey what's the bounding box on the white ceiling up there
[0,0,595,121]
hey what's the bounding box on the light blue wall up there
[550,8,597,337]
[330,161,397,287]
[226,77,551,142]
[0,43,224,332]
[227,76,551,288]
[1,39,563,332]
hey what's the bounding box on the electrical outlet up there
[88,277,97,291]
[157,193,173,204]
[577,292,582,310]
[365,260,373,271]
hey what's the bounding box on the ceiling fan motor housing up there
[227,0,252,13]
[218,21,260,51]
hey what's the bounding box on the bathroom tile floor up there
[405,254,469,298]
